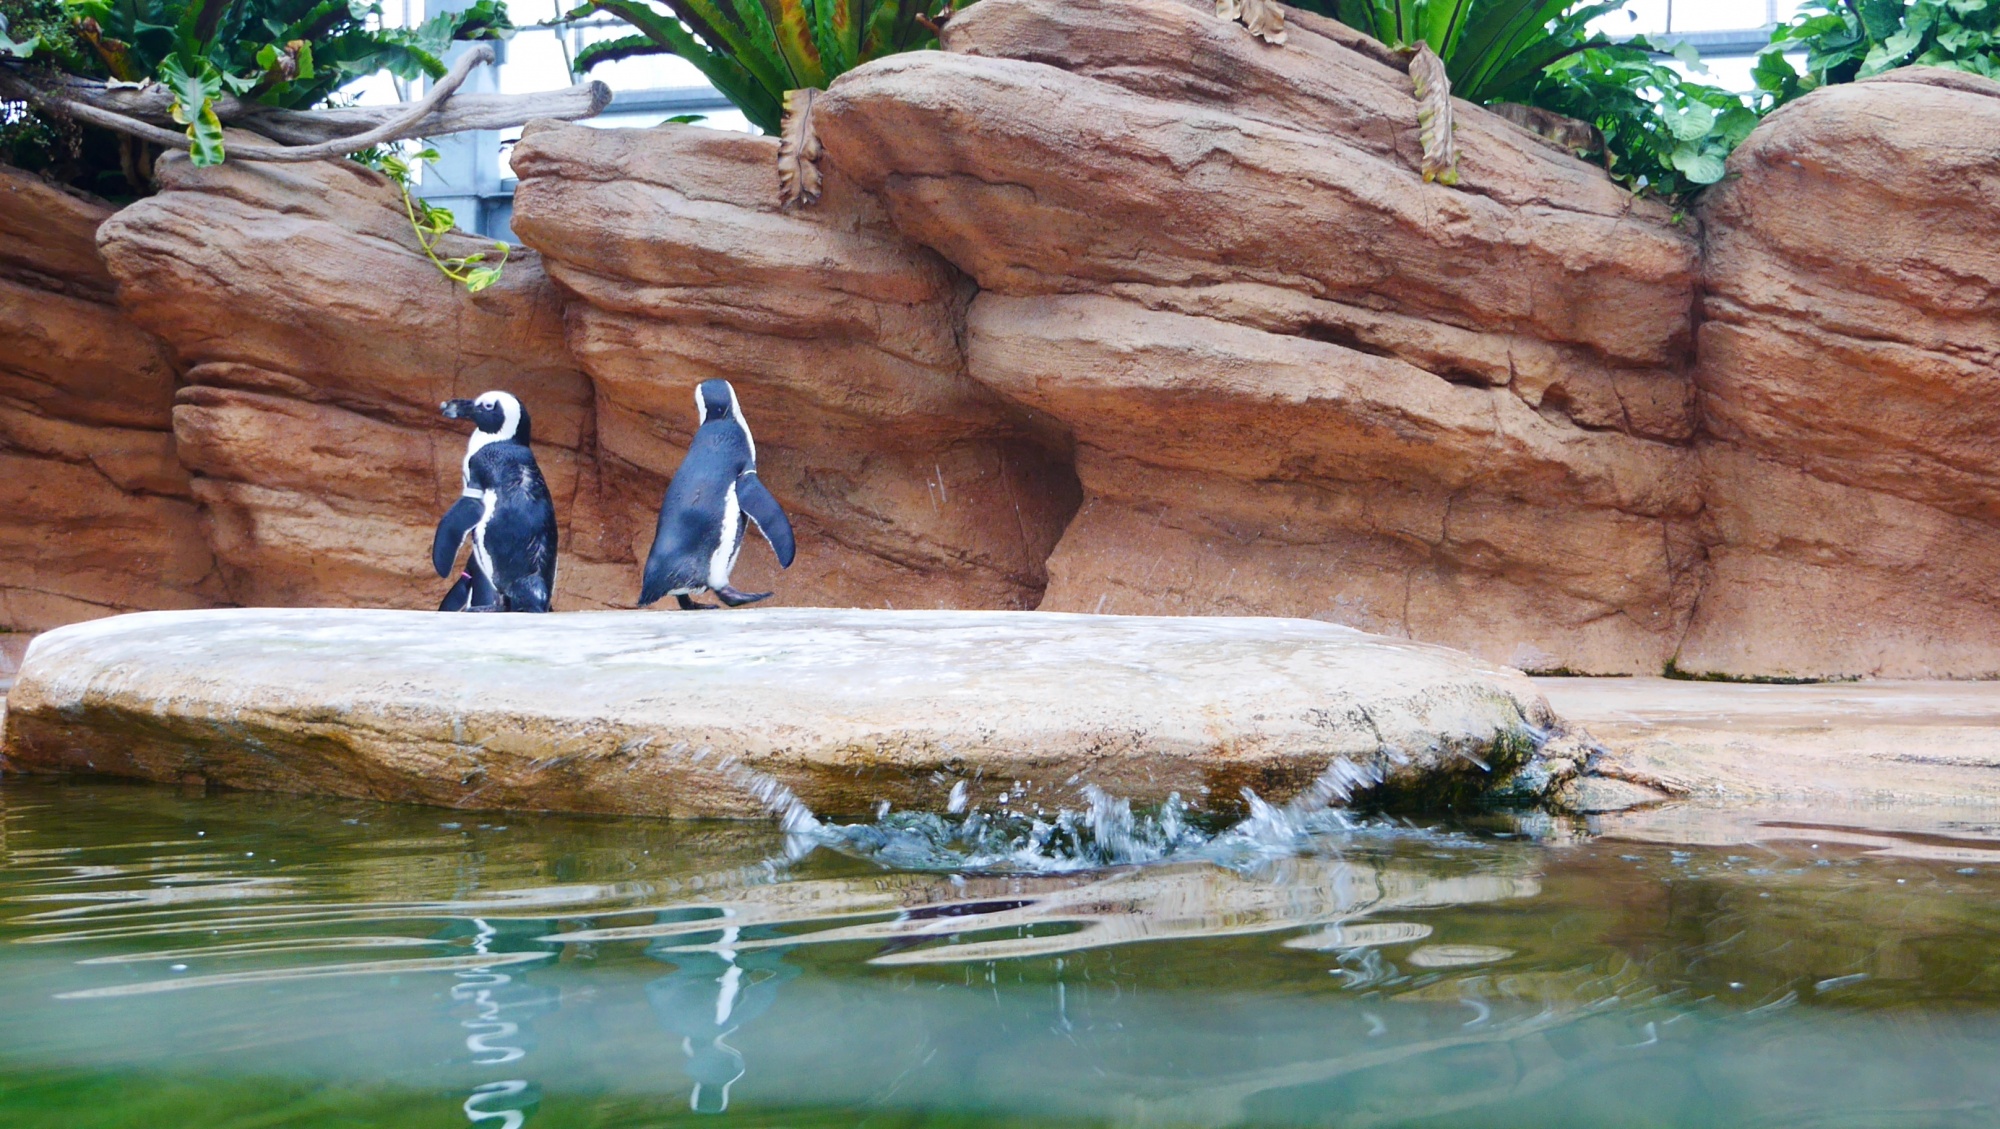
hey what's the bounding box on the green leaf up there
[572,32,669,72]
[1669,145,1726,185]
[1664,101,1717,141]
[590,0,783,130]
[1751,47,1800,100]
[158,54,227,166]
[462,267,500,293]
[1855,0,1906,42]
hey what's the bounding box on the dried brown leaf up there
[777,87,824,208]
[1239,0,1286,45]
[1216,0,1282,44]
[1408,43,1460,187]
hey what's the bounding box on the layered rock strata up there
[1687,68,2000,678]
[8,1,2000,683]
[0,166,220,630]
[815,0,1704,673]
[509,124,1080,609]
[92,156,632,611]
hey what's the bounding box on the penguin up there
[432,391,559,613]
[639,379,795,610]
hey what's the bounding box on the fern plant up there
[1318,0,1625,102]
[563,0,962,133]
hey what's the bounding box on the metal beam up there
[607,85,739,115]
[1639,28,1780,59]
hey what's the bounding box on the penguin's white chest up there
[708,482,741,588]
[470,489,498,577]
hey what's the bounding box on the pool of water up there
[2,778,1999,1128]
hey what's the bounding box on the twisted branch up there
[3,44,504,162]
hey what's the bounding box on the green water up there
[2,779,1999,1128]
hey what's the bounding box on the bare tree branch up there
[0,44,601,163]
[6,72,612,146]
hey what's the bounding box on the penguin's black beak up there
[441,399,475,421]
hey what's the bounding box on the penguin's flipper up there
[432,496,485,578]
[715,586,772,608]
[737,473,796,568]
[438,564,500,612]
[439,572,474,612]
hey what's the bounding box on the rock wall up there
[509,125,1078,609]
[0,166,220,631]
[6,4,2000,680]
[1686,68,2000,678]
[817,0,1703,673]
[95,156,631,611]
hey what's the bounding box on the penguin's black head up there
[441,391,529,444]
[696,379,740,426]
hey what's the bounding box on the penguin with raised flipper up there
[639,379,795,610]
[433,391,559,613]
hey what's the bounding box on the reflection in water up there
[464,1080,533,1129]
[4,781,2000,1128]
[644,922,799,1113]
[448,915,560,1127]
[549,855,1540,964]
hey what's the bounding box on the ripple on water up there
[6,779,2000,1128]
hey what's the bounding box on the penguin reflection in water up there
[432,391,559,612]
[640,379,795,610]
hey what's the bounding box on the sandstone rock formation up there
[8,0,2000,684]
[1685,68,2000,678]
[94,155,632,611]
[0,607,1560,817]
[509,124,1079,609]
[0,166,220,631]
[815,0,1704,673]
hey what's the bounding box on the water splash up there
[715,755,1420,875]
[712,755,821,836]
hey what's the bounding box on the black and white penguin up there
[433,391,559,613]
[639,379,795,610]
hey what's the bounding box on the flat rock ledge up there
[0,608,1563,819]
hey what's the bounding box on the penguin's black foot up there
[676,594,718,611]
[715,586,773,607]
[466,601,506,613]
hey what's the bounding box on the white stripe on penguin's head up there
[462,391,524,482]
[477,391,522,442]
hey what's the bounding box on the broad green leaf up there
[761,0,827,88]
[159,54,227,166]
[1855,0,1906,41]
[1664,101,1716,141]
[1669,145,1726,185]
